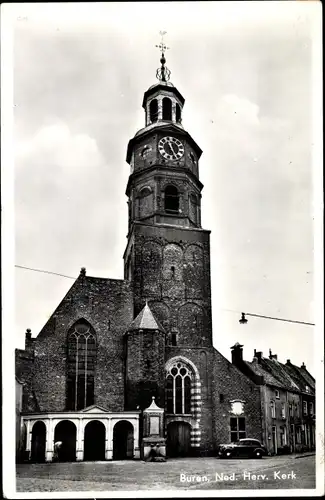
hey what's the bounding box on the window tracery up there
[67,320,96,411]
[166,361,192,414]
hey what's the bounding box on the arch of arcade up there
[22,406,140,462]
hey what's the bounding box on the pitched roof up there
[246,355,315,394]
[246,360,288,389]
[128,302,165,332]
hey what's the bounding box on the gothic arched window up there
[164,185,179,213]
[67,320,96,411]
[165,362,192,414]
[162,97,172,120]
[149,99,158,123]
[176,103,181,123]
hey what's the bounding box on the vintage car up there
[218,438,267,459]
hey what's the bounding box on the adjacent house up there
[231,343,315,455]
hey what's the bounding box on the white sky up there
[3,2,322,376]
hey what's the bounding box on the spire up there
[128,302,165,332]
[155,30,171,83]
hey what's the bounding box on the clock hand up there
[169,142,177,158]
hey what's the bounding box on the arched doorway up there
[31,421,46,463]
[84,420,105,461]
[167,421,191,457]
[54,420,76,462]
[113,420,134,460]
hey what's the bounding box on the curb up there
[294,453,316,459]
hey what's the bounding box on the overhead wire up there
[15,265,315,326]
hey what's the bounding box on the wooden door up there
[167,422,191,457]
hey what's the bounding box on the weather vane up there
[155,31,171,83]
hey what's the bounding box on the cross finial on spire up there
[155,31,171,83]
[155,30,169,55]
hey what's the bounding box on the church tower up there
[123,37,213,351]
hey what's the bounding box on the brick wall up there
[212,349,263,447]
[17,274,133,413]
[130,223,213,348]
[126,329,166,410]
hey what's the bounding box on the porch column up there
[133,418,140,459]
[76,418,84,461]
[45,419,54,462]
[25,419,32,460]
[105,418,113,460]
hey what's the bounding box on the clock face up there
[158,136,184,161]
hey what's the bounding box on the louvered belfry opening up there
[162,97,172,120]
[164,185,179,213]
[149,99,158,123]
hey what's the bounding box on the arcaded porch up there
[20,405,141,462]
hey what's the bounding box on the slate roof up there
[245,355,315,394]
[128,302,165,332]
[246,360,288,389]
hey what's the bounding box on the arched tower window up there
[164,185,179,213]
[149,99,158,123]
[176,103,181,123]
[67,320,96,411]
[162,97,172,121]
[166,362,192,414]
[137,186,153,218]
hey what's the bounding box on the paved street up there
[16,454,315,492]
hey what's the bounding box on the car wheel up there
[225,451,232,458]
[254,450,262,459]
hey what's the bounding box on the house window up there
[230,417,246,442]
[219,394,224,403]
[270,400,276,418]
[164,185,179,213]
[303,401,308,416]
[309,402,314,415]
[165,362,192,414]
[280,426,287,446]
[275,389,280,399]
[301,424,306,445]
[288,403,293,417]
[67,320,96,411]
[281,403,286,419]
[305,386,310,393]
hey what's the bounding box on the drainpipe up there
[261,386,269,454]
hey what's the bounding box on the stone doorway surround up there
[21,405,141,462]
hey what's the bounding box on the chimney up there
[301,362,306,369]
[230,342,244,366]
[80,267,86,277]
[286,359,291,365]
[269,349,277,360]
[25,328,34,353]
[253,350,263,363]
